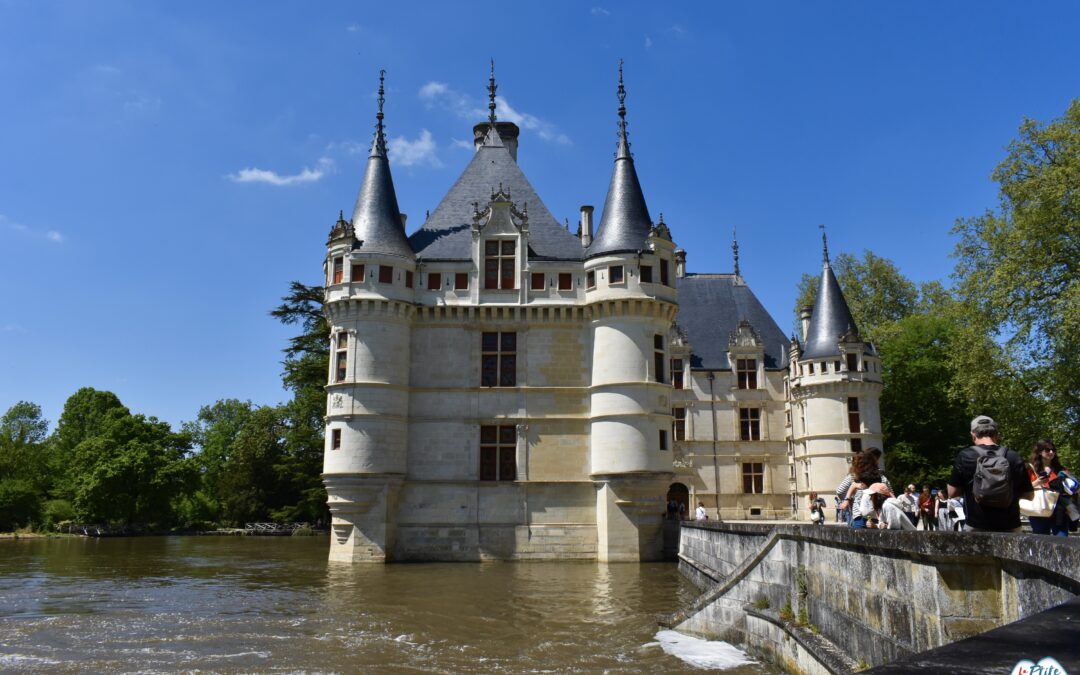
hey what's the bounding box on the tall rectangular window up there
[334,332,348,383]
[586,270,596,289]
[736,358,757,389]
[480,425,516,481]
[653,334,665,384]
[481,332,517,387]
[659,429,668,451]
[455,272,469,290]
[671,358,684,389]
[331,428,341,450]
[640,265,653,283]
[531,273,545,290]
[672,407,686,441]
[405,270,414,288]
[427,272,442,290]
[332,257,344,284]
[351,263,365,282]
[609,265,624,284]
[742,462,764,494]
[379,265,393,283]
[740,407,761,441]
[660,259,670,286]
[484,240,516,289]
[558,273,572,290]
[847,397,861,433]
[847,353,859,372]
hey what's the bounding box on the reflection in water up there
[0,537,767,673]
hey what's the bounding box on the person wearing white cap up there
[947,415,1032,532]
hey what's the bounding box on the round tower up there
[586,63,675,562]
[788,231,883,521]
[323,72,416,562]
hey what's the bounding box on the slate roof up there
[349,129,414,259]
[409,125,583,261]
[587,131,653,258]
[676,274,790,370]
[801,261,865,359]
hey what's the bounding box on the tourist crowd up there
[817,416,1078,536]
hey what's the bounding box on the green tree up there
[179,399,257,525]
[0,401,51,492]
[217,405,287,525]
[953,99,1080,456]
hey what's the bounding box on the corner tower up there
[323,72,415,562]
[586,63,677,561]
[788,229,883,517]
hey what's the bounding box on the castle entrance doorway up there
[666,482,689,520]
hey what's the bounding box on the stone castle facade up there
[322,69,882,563]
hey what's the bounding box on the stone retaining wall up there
[669,522,1080,673]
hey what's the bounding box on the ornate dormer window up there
[728,320,765,390]
[473,185,528,291]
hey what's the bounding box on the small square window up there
[558,273,572,290]
[850,438,863,453]
[427,273,442,290]
[531,273,545,290]
[640,266,653,283]
[609,265,624,284]
[455,273,469,290]
[351,263,365,282]
[379,265,393,284]
[586,270,596,289]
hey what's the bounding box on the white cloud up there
[1,323,26,333]
[1,214,64,244]
[389,129,441,168]
[645,35,653,49]
[451,138,473,150]
[590,6,610,16]
[226,157,334,186]
[420,82,570,145]
[668,24,687,35]
[123,94,162,113]
[346,24,361,32]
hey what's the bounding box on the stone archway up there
[666,482,690,520]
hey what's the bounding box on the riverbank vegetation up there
[3,102,1077,532]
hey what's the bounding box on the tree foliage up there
[953,99,1080,450]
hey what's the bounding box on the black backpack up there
[972,445,1013,508]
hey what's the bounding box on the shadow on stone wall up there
[665,522,1080,674]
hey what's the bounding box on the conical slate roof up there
[802,259,860,359]
[349,74,414,260]
[588,66,652,259]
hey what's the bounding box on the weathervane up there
[488,59,498,127]
[820,224,829,264]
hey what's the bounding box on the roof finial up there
[820,223,829,264]
[372,69,387,155]
[488,59,498,127]
[617,58,627,134]
[733,225,741,278]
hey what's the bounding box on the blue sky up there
[2,1,1079,431]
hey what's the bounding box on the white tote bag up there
[1020,488,1058,518]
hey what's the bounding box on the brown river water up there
[0,536,771,673]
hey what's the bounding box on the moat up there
[0,537,767,672]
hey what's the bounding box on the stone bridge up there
[666,522,1080,674]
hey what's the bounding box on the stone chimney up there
[675,249,687,278]
[473,121,520,161]
[580,205,594,247]
[800,306,813,341]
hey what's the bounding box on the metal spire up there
[733,225,741,278]
[372,69,388,156]
[488,59,498,127]
[820,223,829,265]
[616,58,630,156]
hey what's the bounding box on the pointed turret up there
[802,227,860,359]
[349,70,414,259]
[588,60,652,258]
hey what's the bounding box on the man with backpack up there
[947,416,1033,532]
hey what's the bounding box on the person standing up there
[695,501,708,521]
[935,489,951,531]
[1026,438,1075,537]
[947,416,1033,532]
[899,484,919,527]
[918,486,936,530]
[808,492,827,525]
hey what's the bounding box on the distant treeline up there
[2,102,1077,532]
